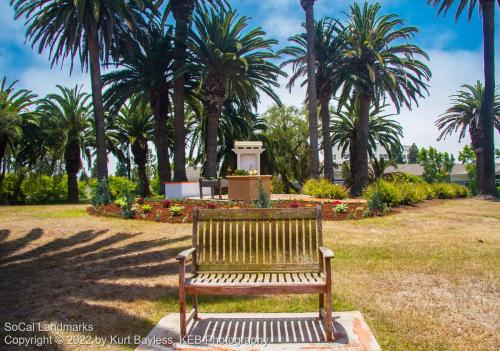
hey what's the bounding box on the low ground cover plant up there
[302,178,349,199]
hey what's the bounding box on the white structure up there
[232,141,265,174]
[332,142,410,163]
[164,182,211,199]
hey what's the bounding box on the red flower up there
[137,197,145,204]
[332,200,342,206]
[290,201,299,208]
[162,199,171,208]
[207,202,216,209]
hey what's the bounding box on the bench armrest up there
[319,246,334,259]
[176,247,196,261]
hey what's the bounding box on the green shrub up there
[302,178,349,199]
[333,203,348,213]
[451,183,468,198]
[365,182,391,214]
[0,173,17,203]
[141,204,153,213]
[253,180,271,208]
[396,182,426,205]
[363,180,401,208]
[432,183,456,199]
[90,176,136,201]
[170,205,184,216]
[270,177,285,194]
[22,174,84,204]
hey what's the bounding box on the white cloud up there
[262,15,303,40]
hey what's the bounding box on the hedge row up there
[302,178,349,199]
[363,180,468,213]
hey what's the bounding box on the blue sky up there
[1,0,498,170]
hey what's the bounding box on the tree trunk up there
[320,95,334,181]
[350,93,370,196]
[470,123,483,194]
[10,170,26,204]
[65,140,81,203]
[479,0,496,195]
[172,1,194,182]
[346,136,357,187]
[87,28,109,181]
[150,85,172,194]
[301,0,320,179]
[0,137,7,190]
[203,75,225,179]
[131,141,151,198]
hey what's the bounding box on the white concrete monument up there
[232,141,265,174]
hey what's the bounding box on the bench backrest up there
[192,207,322,272]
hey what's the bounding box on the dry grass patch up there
[0,199,499,350]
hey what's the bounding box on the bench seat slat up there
[186,272,326,287]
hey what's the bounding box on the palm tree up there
[103,19,175,192]
[369,158,397,181]
[37,86,93,203]
[427,0,498,195]
[435,81,500,190]
[337,2,431,196]
[300,0,320,179]
[109,99,155,197]
[169,0,227,181]
[331,97,403,187]
[281,18,346,181]
[186,100,266,177]
[11,0,149,188]
[187,4,283,178]
[0,77,37,190]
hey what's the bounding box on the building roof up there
[386,163,500,176]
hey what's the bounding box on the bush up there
[22,174,85,204]
[365,181,391,214]
[363,180,401,208]
[232,169,249,176]
[302,178,349,199]
[396,182,426,205]
[432,183,458,199]
[90,176,136,201]
[270,177,285,194]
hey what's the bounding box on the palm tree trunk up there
[65,140,81,203]
[351,93,370,196]
[10,170,26,204]
[347,136,357,187]
[479,0,496,195]
[0,137,7,190]
[150,85,172,194]
[172,1,194,182]
[470,125,483,194]
[301,0,320,179]
[131,141,151,198]
[320,95,334,181]
[203,75,225,179]
[87,28,109,181]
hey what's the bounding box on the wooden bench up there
[176,207,335,340]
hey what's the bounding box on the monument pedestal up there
[227,175,272,202]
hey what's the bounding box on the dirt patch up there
[88,200,368,223]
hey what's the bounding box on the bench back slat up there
[193,207,322,272]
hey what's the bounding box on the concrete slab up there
[136,312,380,351]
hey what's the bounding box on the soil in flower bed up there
[88,199,367,223]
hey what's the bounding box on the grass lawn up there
[0,198,498,350]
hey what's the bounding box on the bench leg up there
[192,294,198,320]
[179,267,187,338]
[325,290,333,341]
[319,294,324,319]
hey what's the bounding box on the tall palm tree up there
[331,97,403,186]
[103,19,175,192]
[337,2,431,196]
[0,77,37,190]
[300,0,320,179]
[186,100,266,177]
[435,81,500,190]
[11,0,149,188]
[281,18,346,181]
[109,99,155,197]
[37,85,93,203]
[187,4,283,178]
[427,0,498,195]
[169,0,227,181]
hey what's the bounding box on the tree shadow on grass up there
[0,227,190,350]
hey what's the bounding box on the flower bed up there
[88,199,367,223]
